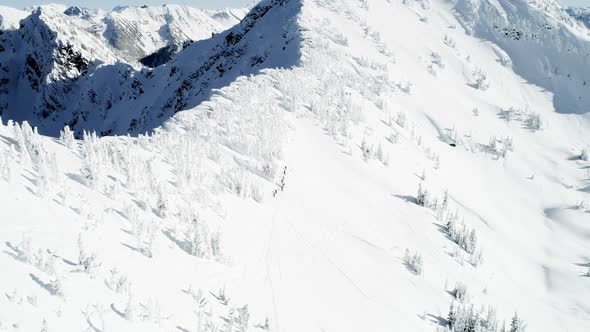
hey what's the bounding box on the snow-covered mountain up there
[0,6,28,30]
[1,0,589,331]
[101,5,248,61]
[566,6,590,29]
[0,3,250,136]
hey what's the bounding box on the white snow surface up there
[0,0,590,332]
[0,6,28,30]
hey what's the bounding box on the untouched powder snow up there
[0,6,28,30]
[0,0,590,331]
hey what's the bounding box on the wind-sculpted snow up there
[454,0,590,114]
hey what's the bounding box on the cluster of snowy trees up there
[183,286,269,332]
[360,137,390,165]
[416,185,483,266]
[0,120,63,197]
[486,136,514,159]
[445,301,526,332]
[404,249,424,275]
[446,212,479,254]
[499,107,543,131]
[428,51,445,76]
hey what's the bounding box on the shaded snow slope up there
[0,0,590,331]
[454,0,590,114]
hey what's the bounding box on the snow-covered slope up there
[1,0,590,332]
[0,6,28,30]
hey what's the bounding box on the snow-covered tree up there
[59,125,76,150]
[404,249,424,275]
[416,182,429,206]
[509,312,526,332]
[77,234,100,275]
[452,282,468,302]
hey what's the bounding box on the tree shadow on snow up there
[578,184,590,194]
[426,313,448,327]
[0,134,18,146]
[162,229,192,256]
[3,241,27,262]
[392,194,417,204]
[120,243,145,255]
[29,273,59,296]
[110,303,126,319]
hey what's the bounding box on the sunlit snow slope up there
[0,0,589,332]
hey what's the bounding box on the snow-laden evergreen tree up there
[473,68,490,91]
[416,182,429,206]
[509,313,526,332]
[403,249,424,275]
[77,234,99,275]
[59,126,76,150]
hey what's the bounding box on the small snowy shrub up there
[452,282,468,302]
[375,144,389,165]
[127,211,156,258]
[360,138,373,161]
[59,126,76,150]
[509,312,526,332]
[387,132,399,144]
[0,146,17,181]
[499,54,512,68]
[473,68,490,91]
[80,153,102,188]
[154,186,169,218]
[35,161,50,197]
[468,250,483,267]
[526,113,542,131]
[430,51,444,68]
[443,35,456,48]
[403,249,424,275]
[397,81,413,94]
[251,185,264,203]
[77,235,100,275]
[104,268,130,294]
[395,112,407,128]
[416,182,429,206]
